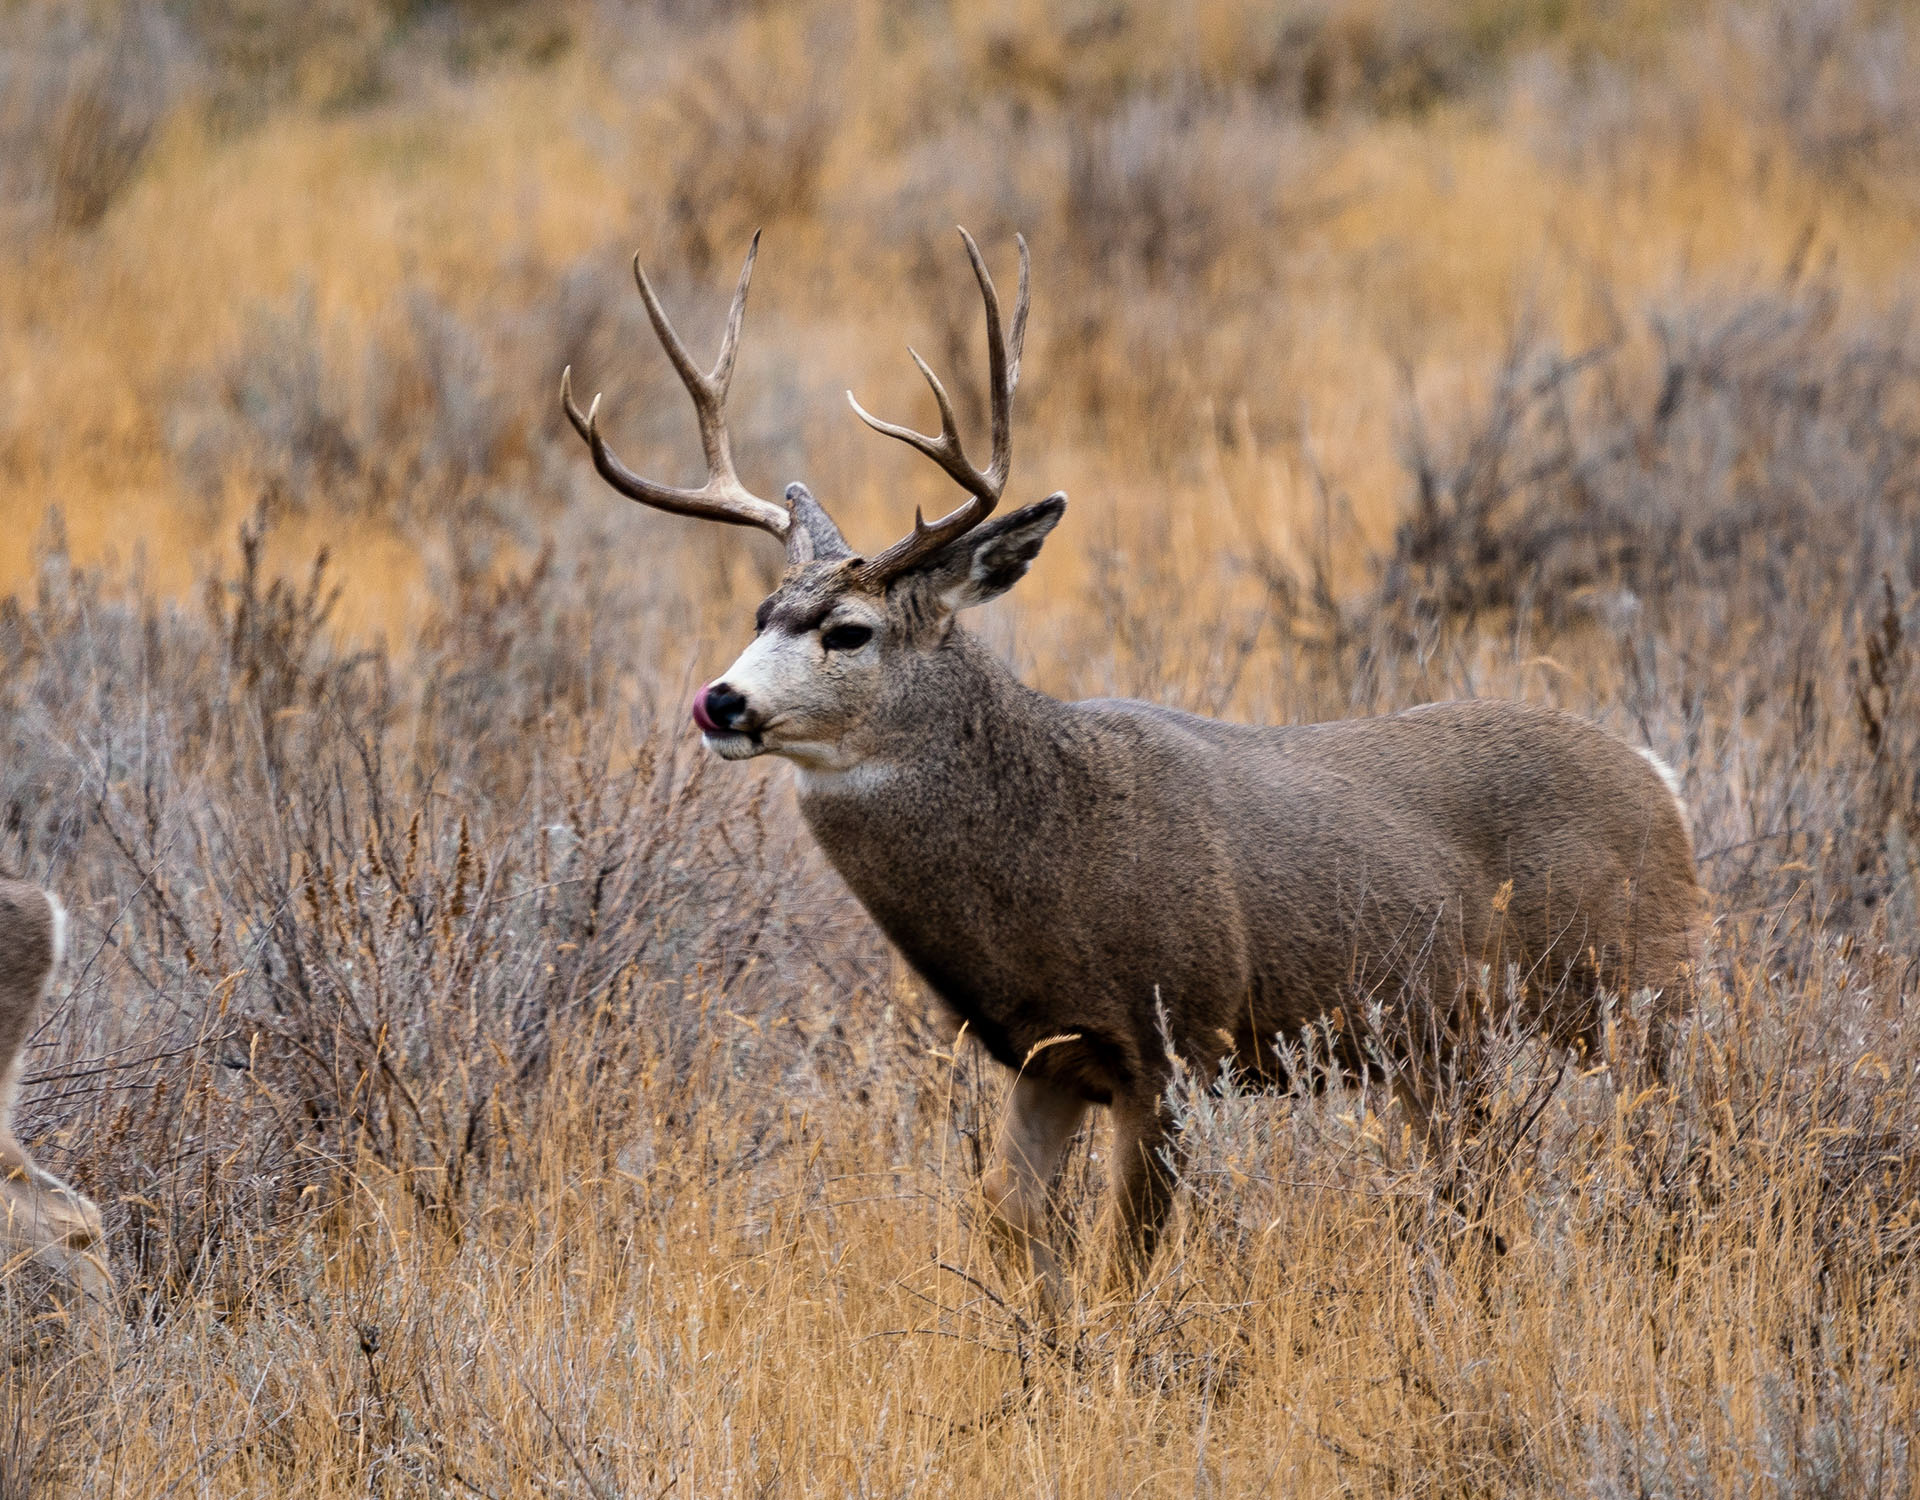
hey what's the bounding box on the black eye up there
[821,623,873,652]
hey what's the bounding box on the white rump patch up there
[46,890,68,978]
[1637,747,1692,839]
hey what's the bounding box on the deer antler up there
[848,227,1029,582]
[560,230,792,541]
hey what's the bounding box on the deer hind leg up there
[1102,1093,1179,1299]
[982,1073,1087,1310]
[1634,934,1701,1086]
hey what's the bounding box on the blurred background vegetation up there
[8,0,1920,643]
[5,2,1920,1494]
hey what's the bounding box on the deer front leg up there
[982,1073,1087,1308]
[1104,1092,1178,1298]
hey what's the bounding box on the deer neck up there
[791,628,1066,886]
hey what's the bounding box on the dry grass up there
[3,0,1920,1494]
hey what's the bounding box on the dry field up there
[4,0,1920,1493]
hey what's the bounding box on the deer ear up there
[785,482,851,564]
[930,493,1067,611]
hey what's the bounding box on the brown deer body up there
[1,878,111,1306]
[561,230,1699,1295]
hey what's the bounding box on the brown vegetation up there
[2,0,1919,1493]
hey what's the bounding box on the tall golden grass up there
[4,0,1920,1494]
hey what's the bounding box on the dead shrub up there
[1061,91,1310,287]
[0,6,187,236]
[1383,281,1920,626]
[169,282,536,525]
[663,53,839,279]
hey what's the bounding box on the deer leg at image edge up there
[982,1072,1087,1309]
[1,1141,112,1309]
[0,883,114,1320]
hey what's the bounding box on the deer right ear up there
[931,493,1067,611]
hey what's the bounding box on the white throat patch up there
[795,761,897,797]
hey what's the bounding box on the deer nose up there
[693,681,748,733]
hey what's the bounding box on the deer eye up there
[821,623,873,652]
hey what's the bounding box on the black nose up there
[703,682,748,731]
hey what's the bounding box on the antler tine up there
[560,232,790,540]
[849,226,1029,582]
[711,229,759,397]
[957,226,1013,494]
[845,348,963,467]
[1006,232,1030,392]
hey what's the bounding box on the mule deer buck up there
[560,230,1700,1296]
[1,877,111,1308]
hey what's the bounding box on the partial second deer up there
[1,877,112,1310]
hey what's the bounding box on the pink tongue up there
[691,686,721,733]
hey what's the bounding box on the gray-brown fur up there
[768,528,1698,1288]
[799,631,1697,1098]
[0,877,111,1306]
[563,230,1702,1297]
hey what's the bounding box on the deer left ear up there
[928,493,1067,611]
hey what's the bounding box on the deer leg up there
[1,1134,112,1309]
[982,1073,1087,1308]
[1638,960,1698,1086]
[1390,1064,1448,1160]
[1103,1093,1178,1298]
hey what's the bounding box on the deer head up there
[561,228,1064,773]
